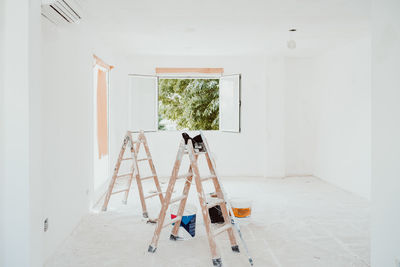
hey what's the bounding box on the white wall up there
[284,58,317,176]
[111,55,268,178]
[0,0,5,263]
[312,37,371,199]
[371,0,400,265]
[41,19,130,261]
[1,0,43,266]
[29,1,44,266]
[281,37,371,199]
[111,49,371,196]
[108,59,130,188]
[41,21,92,261]
[265,57,286,177]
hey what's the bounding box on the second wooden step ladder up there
[148,133,244,267]
[102,131,164,218]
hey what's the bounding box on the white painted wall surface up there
[29,1,44,266]
[371,0,400,265]
[282,38,371,199]
[284,58,317,176]
[2,2,30,263]
[1,0,43,266]
[265,57,286,177]
[0,0,5,263]
[312,37,372,199]
[41,21,93,261]
[41,19,131,261]
[111,55,268,178]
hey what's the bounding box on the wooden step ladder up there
[102,130,164,218]
[148,133,248,267]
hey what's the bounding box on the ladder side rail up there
[170,163,195,239]
[140,131,164,203]
[204,152,238,251]
[102,132,130,211]
[200,132,254,266]
[187,140,220,262]
[149,140,186,251]
[132,133,148,217]
[122,132,137,204]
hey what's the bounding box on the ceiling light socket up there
[287,40,296,49]
[287,28,297,49]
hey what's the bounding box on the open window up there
[128,73,241,132]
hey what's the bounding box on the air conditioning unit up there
[41,0,82,24]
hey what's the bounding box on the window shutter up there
[219,74,241,132]
[128,75,158,131]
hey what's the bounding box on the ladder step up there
[137,157,151,162]
[207,198,224,209]
[170,195,187,204]
[111,188,129,195]
[200,175,217,182]
[121,157,133,161]
[176,172,193,180]
[144,191,162,199]
[141,175,156,181]
[117,173,133,179]
[163,216,182,228]
[184,151,207,155]
[213,224,232,236]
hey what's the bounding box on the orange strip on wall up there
[97,69,108,159]
[94,54,114,70]
[155,67,224,74]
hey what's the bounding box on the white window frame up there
[128,73,241,133]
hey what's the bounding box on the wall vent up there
[44,218,49,232]
[41,0,82,25]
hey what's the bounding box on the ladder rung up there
[207,198,224,209]
[144,191,162,199]
[170,195,187,204]
[163,216,182,228]
[213,224,232,236]
[137,157,151,162]
[111,188,129,195]
[141,175,156,181]
[117,173,133,179]
[200,175,217,182]
[176,172,193,180]
[184,151,207,155]
[121,157,133,161]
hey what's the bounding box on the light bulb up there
[287,40,296,49]
[287,28,297,50]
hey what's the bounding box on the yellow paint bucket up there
[230,198,252,218]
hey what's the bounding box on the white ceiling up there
[80,0,370,57]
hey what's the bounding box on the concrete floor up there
[45,176,370,267]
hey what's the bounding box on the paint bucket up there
[170,204,197,238]
[230,198,252,218]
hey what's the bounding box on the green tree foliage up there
[158,79,219,130]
